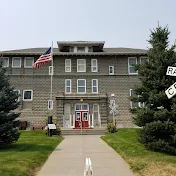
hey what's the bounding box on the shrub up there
[105,122,117,134]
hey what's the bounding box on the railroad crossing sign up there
[165,66,176,99]
[109,94,118,115]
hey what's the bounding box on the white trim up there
[109,66,114,75]
[92,79,98,93]
[77,79,86,93]
[128,57,138,74]
[75,103,89,111]
[24,57,34,68]
[12,57,22,68]
[91,59,98,72]
[1,57,9,67]
[65,79,72,94]
[23,90,33,101]
[77,59,86,72]
[65,59,71,72]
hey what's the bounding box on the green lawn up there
[101,128,176,176]
[0,131,63,176]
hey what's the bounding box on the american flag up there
[32,47,52,68]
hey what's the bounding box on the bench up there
[31,125,45,130]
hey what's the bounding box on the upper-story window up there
[77,79,86,93]
[91,59,98,72]
[128,57,137,74]
[65,59,71,72]
[12,57,21,68]
[109,66,114,75]
[65,79,71,93]
[24,57,34,68]
[1,57,9,67]
[77,59,86,72]
[77,47,85,53]
[70,47,74,52]
[88,47,93,52]
[92,79,98,93]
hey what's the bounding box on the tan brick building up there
[0,41,147,129]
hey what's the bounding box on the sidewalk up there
[37,135,134,176]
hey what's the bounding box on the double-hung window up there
[23,90,33,101]
[65,59,71,72]
[77,59,86,72]
[65,79,71,93]
[1,57,9,67]
[91,59,97,72]
[12,57,21,68]
[128,57,137,74]
[77,79,86,93]
[92,79,98,93]
[130,89,138,108]
[77,47,85,53]
[24,57,34,68]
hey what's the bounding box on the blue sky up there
[0,0,175,50]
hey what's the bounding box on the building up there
[0,41,147,129]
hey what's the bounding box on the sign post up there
[84,158,93,176]
[109,94,118,125]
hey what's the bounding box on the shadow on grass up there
[0,143,58,152]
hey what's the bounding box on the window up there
[92,79,98,93]
[70,47,74,52]
[14,90,20,102]
[91,59,97,72]
[130,89,138,108]
[77,79,86,93]
[65,79,71,93]
[65,59,71,72]
[128,57,137,74]
[77,47,85,53]
[1,57,9,67]
[23,90,33,101]
[140,57,148,64]
[77,59,86,72]
[12,57,21,68]
[109,66,114,75]
[88,47,93,52]
[24,57,34,68]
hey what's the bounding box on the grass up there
[0,130,63,176]
[101,128,176,176]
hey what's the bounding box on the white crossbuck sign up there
[84,158,93,176]
[165,66,176,99]
[109,99,118,114]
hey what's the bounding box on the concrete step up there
[61,128,105,135]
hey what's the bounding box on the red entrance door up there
[75,111,89,128]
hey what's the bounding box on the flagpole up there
[50,41,53,108]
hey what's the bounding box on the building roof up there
[0,47,147,56]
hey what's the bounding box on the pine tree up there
[0,60,20,144]
[131,25,176,155]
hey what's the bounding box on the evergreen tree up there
[131,25,176,155]
[0,60,20,144]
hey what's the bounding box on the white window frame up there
[23,90,33,101]
[128,57,138,74]
[14,90,20,102]
[65,59,71,72]
[91,59,98,72]
[77,79,86,94]
[92,79,98,93]
[130,89,139,108]
[1,57,9,67]
[109,66,114,75]
[65,79,71,94]
[24,57,34,68]
[12,57,21,68]
[140,56,149,64]
[77,59,86,72]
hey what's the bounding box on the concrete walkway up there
[37,135,134,176]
